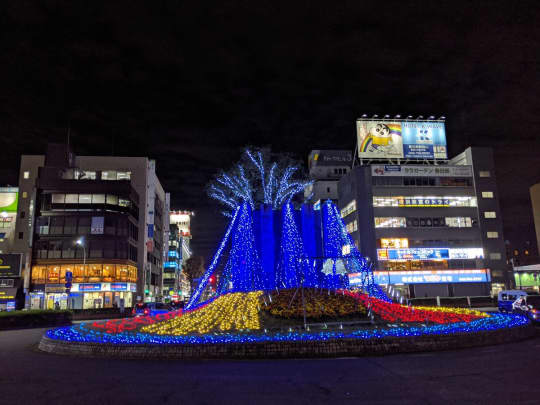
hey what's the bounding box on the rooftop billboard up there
[356,120,447,160]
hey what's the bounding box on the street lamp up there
[75,238,86,277]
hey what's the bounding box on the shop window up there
[47,265,61,283]
[116,264,129,282]
[60,265,73,283]
[88,264,102,280]
[73,264,86,282]
[92,194,105,204]
[103,264,115,281]
[31,265,46,283]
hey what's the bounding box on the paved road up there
[1,327,539,404]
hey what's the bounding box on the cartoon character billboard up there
[356,120,447,160]
[356,120,404,159]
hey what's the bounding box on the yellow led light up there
[142,291,263,335]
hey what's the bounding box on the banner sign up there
[91,216,104,234]
[371,165,472,177]
[357,120,447,160]
[349,269,490,285]
[377,247,484,261]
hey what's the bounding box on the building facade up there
[13,144,168,309]
[168,210,193,300]
[305,150,353,206]
[338,147,509,298]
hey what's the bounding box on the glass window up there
[52,194,65,204]
[79,194,92,204]
[88,264,102,280]
[77,216,91,235]
[489,252,502,260]
[63,217,77,234]
[65,194,78,204]
[48,241,62,258]
[105,216,116,235]
[31,265,46,283]
[73,264,86,282]
[92,194,105,204]
[50,216,64,234]
[117,171,131,180]
[61,241,75,258]
[22,192,27,198]
[102,264,115,280]
[106,194,118,205]
[482,191,494,198]
[374,217,406,228]
[479,171,490,178]
[46,265,61,283]
[487,231,499,238]
[340,200,357,218]
[102,171,117,180]
[89,240,103,258]
[80,171,96,180]
[119,198,130,207]
[23,171,30,179]
[484,211,496,218]
[37,217,49,235]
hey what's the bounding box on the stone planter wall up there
[39,324,535,360]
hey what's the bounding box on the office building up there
[168,210,193,300]
[339,146,509,298]
[13,144,169,309]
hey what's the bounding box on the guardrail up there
[406,296,496,308]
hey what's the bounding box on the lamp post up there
[76,238,86,269]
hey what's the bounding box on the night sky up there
[1,1,539,261]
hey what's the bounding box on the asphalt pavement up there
[1,326,539,404]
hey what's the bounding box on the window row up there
[373,196,477,207]
[346,220,358,234]
[372,177,473,187]
[381,259,480,272]
[60,169,131,181]
[340,200,357,218]
[51,193,131,206]
[374,217,477,228]
[31,263,137,284]
[33,239,137,261]
[36,216,137,240]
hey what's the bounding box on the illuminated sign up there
[0,190,18,213]
[349,269,490,285]
[165,261,178,269]
[71,283,137,293]
[357,120,447,160]
[0,288,17,301]
[380,238,409,249]
[371,165,472,177]
[78,283,101,291]
[110,283,128,291]
[377,248,484,261]
[0,254,22,277]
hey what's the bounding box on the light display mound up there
[41,200,531,356]
[44,290,529,347]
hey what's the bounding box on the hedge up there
[0,310,72,330]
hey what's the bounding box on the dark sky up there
[1,1,539,261]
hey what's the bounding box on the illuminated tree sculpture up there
[207,148,313,216]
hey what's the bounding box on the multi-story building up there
[0,186,24,310]
[304,150,353,207]
[530,183,540,258]
[13,144,169,309]
[169,210,193,300]
[339,146,509,298]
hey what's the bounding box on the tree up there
[183,256,205,294]
[207,147,313,216]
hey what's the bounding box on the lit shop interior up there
[29,263,137,309]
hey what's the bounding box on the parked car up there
[498,290,528,313]
[512,295,540,322]
[132,302,172,317]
